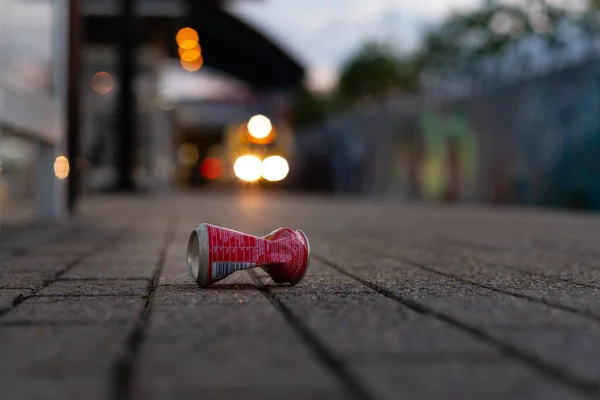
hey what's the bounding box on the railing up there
[0,83,60,146]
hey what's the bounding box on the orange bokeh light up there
[54,156,70,180]
[179,39,198,50]
[179,44,202,62]
[181,55,204,72]
[238,123,276,145]
[200,158,223,180]
[176,28,199,46]
[91,72,114,94]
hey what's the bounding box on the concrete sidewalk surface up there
[1,193,600,400]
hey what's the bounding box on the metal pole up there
[67,0,81,214]
[115,0,137,190]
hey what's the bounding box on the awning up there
[83,2,304,90]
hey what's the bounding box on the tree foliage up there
[288,85,328,130]
[416,0,600,93]
[338,42,419,105]
[290,0,600,126]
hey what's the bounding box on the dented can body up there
[187,223,310,288]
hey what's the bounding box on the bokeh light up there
[200,157,223,180]
[178,143,200,167]
[179,44,202,62]
[54,156,70,180]
[176,27,203,72]
[91,72,114,94]
[247,115,272,139]
[234,155,262,182]
[180,56,204,72]
[176,28,199,48]
[261,156,289,182]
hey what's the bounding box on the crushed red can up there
[187,223,310,288]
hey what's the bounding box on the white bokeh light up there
[261,155,289,182]
[247,115,272,139]
[234,155,263,182]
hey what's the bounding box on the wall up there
[0,0,63,211]
[416,59,600,209]
[295,59,600,210]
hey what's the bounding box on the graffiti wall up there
[294,59,600,210]
[405,59,600,209]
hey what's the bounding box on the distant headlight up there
[261,156,289,182]
[234,155,262,182]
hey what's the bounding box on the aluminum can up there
[187,223,310,288]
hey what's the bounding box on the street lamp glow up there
[261,156,289,182]
[54,156,69,180]
[176,27,199,48]
[234,155,262,182]
[178,44,202,62]
[247,115,272,139]
[180,55,203,72]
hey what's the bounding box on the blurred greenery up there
[413,0,600,90]
[289,0,600,128]
[288,86,328,129]
[338,42,420,104]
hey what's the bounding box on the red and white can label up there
[205,224,308,285]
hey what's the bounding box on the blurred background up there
[2,0,600,221]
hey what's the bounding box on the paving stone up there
[0,289,31,311]
[0,272,52,290]
[302,261,340,276]
[137,305,345,398]
[0,377,108,400]
[133,385,345,400]
[0,256,76,273]
[149,300,280,337]
[159,261,191,285]
[319,240,600,326]
[62,261,155,279]
[267,273,374,296]
[353,360,587,400]
[33,243,98,253]
[5,195,600,399]
[1,296,145,324]
[314,250,488,301]
[0,326,129,377]
[85,252,161,264]
[491,328,600,383]
[36,280,147,296]
[275,294,495,357]
[381,242,600,318]
[438,245,600,286]
[153,285,265,308]
[314,239,600,390]
[425,292,599,329]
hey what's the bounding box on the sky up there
[0,0,54,93]
[229,0,482,91]
[0,0,484,96]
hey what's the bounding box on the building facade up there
[0,0,65,218]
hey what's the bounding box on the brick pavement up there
[1,193,600,399]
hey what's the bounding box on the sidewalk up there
[1,193,599,399]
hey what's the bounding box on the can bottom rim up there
[187,230,201,282]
